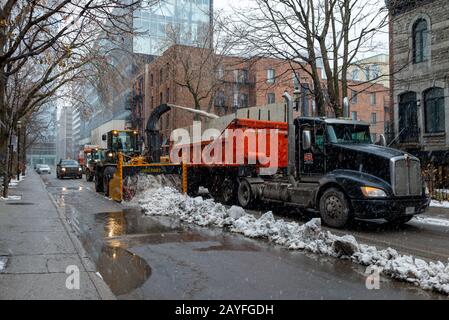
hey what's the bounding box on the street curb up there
[40,174,116,300]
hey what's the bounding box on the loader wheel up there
[319,188,351,229]
[238,179,254,208]
[95,174,103,192]
[220,178,237,205]
[103,176,110,197]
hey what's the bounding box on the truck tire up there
[212,177,236,205]
[319,188,351,228]
[238,179,254,208]
[385,216,413,225]
[103,175,110,197]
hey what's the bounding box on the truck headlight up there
[108,152,113,158]
[78,168,82,171]
[62,168,66,172]
[361,186,387,198]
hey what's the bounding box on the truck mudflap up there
[108,153,188,202]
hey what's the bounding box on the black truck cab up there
[285,117,430,227]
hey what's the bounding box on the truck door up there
[300,122,326,179]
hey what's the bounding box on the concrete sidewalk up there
[0,170,115,300]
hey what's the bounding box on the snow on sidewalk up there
[430,200,449,208]
[136,186,449,296]
[414,216,449,228]
[0,195,22,201]
[0,256,7,273]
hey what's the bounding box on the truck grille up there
[391,157,422,196]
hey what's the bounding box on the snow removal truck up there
[96,100,430,229]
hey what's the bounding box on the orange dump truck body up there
[173,118,288,169]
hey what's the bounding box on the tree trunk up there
[2,132,11,198]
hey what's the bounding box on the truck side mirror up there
[102,134,107,141]
[303,130,312,150]
[376,134,387,147]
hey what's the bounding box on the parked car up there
[35,164,42,171]
[36,164,51,174]
[57,160,82,179]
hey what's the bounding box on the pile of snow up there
[0,257,7,272]
[430,200,449,208]
[0,195,22,201]
[414,216,449,228]
[138,187,449,295]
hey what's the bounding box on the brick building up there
[131,44,389,143]
[388,0,449,163]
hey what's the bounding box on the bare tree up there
[0,0,157,197]
[227,0,388,117]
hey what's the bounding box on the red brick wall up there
[131,45,389,141]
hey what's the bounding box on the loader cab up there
[295,117,381,180]
[103,130,140,155]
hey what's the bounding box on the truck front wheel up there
[238,179,254,208]
[319,188,351,228]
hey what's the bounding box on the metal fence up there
[422,164,449,201]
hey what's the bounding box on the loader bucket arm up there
[146,104,171,163]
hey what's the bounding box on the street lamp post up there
[17,121,22,181]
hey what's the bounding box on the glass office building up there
[133,0,213,56]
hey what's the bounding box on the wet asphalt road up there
[40,172,448,300]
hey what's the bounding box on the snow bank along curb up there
[137,186,449,295]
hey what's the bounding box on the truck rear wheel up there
[238,179,254,208]
[319,188,351,228]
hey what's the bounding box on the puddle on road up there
[72,209,263,297]
[97,246,151,296]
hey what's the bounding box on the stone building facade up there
[389,0,449,163]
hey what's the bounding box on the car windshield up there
[326,124,372,144]
[61,160,78,166]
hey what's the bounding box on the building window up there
[215,91,226,107]
[371,112,377,124]
[160,92,163,105]
[159,69,163,84]
[352,69,359,81]
[217,67,224,79]
[150,74,154,87]
[166,88,170,103]
[413,18,430,64]
[371,64,380,79]
[241,69,249,84]
[351,111,358,120]
[424,87,445,133]
[267,93,276,104]
[240,93,249,108]
[293,72,300,88]
[267,69,275,84]
[351,90,358,104]
[370,93,377,105]
[365,66,371,80]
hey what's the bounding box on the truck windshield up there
[326,124,372,144]
[112,132,137,152]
